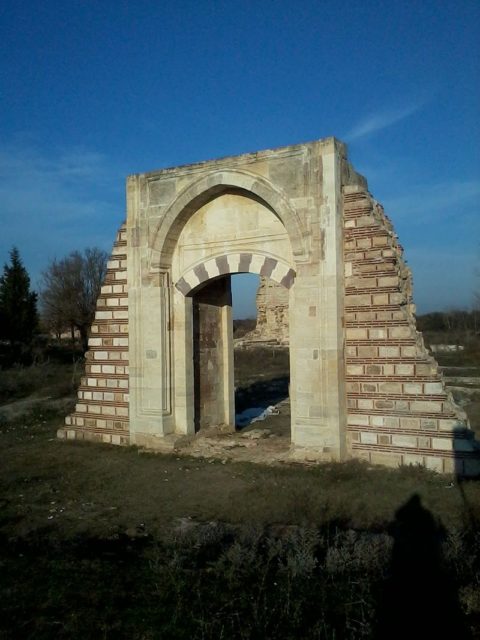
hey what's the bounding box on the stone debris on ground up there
[241,428,272,440]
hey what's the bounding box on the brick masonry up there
[343,185,479,475]
[59,140,480,475]
[58,224,130,446]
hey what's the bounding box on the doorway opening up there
[191,271,291,438]
[232,273,290,437]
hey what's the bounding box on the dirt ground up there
[1,346,479,539]
[1,346,480,638]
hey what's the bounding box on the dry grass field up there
[0,345,479,638]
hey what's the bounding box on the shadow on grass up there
[375,493,471,640]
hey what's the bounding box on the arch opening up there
[170,187,296,439]
[191,271,291,441]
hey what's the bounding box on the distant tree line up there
[1,243,479,365]
[416,309,480,335]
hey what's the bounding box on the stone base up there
[349,448,480,477]
[57,427,129,446]
[288,446,343,463]
[130,433,185,452]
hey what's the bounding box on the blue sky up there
[0,0,479,317]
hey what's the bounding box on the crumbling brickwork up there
[343,186,477,475]
[58,139,480,474]
[60,224,130,445]
[244,276,289,344]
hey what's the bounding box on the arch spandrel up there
[149,168,308,272]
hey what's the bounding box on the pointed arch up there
[149,168,307,270]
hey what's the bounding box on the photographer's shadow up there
[375,493,470,640]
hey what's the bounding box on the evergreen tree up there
[0,247,39,348]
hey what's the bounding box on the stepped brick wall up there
[343,185,479,475]
[58,224,130,445]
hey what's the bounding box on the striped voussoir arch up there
[175,253,295,296]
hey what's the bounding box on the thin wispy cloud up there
[0,143,124,284]
[345,102,424,141]
[383,179,480,222]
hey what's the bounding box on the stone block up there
[346,364,364,376]
[391,434,417,448]
[424,456,443,472]
[358,398,374,410]
[389,326,411,339]
[379,346,400,358]
[432,437,454,451]
[417,436,432,449]
[395,364,414,376]
[346,328,368,340]
[357,346,377,358]
[420,418,438,430]
[360,431,377,445]
[389,292,405,305]
[372,293,389,305]
[346,382,360,393]
[402,453,424,467]
[438,418,460,432]
[356,237,372,249]
[424,382,443,395]
[416,363,436,376]
[383,364,395,376]
[366,364,382,375]
[404,382,422,395]
[372,235,389,247]
[356,215,375,227]
[399,417,420,429]
[385,417,400,428]
[378,276,399,287]
[411,400,442,414]
[370,451,402,468]
[346,294,372,307]
[375,399,394,409]
[378,381,402,394]
[347,413,369,426]
[369,328,386,339]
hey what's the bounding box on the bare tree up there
[40,248,108,351]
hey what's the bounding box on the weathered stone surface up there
[59,137,480,475]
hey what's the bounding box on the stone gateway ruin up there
[59,138,480,475]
